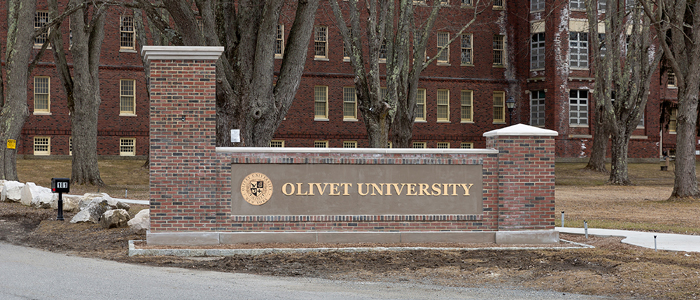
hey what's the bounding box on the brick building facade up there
[6,0,687,160]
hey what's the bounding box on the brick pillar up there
[484,124,558,231]
[142,46,224,232]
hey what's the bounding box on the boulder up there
[2,181,25,203]
[70,194,131,224]
[20,182,57,208]
[50,194,85,212]
[127,209,150,233]
[99,209,131,229]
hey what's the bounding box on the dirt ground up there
[1,186,700,300]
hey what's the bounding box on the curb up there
[128,239,594,257]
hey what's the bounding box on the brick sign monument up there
[142,46,559,246]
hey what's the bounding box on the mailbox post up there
[51,178,70,221]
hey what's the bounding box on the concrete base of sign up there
[147,230,559,246]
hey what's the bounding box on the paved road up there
[0,242,608,300]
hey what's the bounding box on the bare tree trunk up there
[609,131,632,185]
[0,0,36,181]
[586,106,608,172]
[671,89,700,197]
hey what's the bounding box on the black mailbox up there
[51,178,70,193]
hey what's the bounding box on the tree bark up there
[0,0,36,181]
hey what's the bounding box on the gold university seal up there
[240,172,273,205]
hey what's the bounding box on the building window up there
[570,32,589,69]
[387,142,393,148]
[461,90,473,122]
[460,142,474,149]
[493,35,505,66]
[493,0,503,8]
[598,0,607,12]
[531,32,545,70]
[314,86,328,120]
[437,89,450,122]
[415,89,426,122]
[493,91,505,123]
[437,32,449,64]
[34,77,50,113]
[120,79,136,115]
[314,140,329,148]
[437,142,450,149]
[668,72,677,87]
[599,33,607,57]
[461,34,473,65]
[379,40,387,63]
[120,138,136,156]
[439,0,449,5]
[461,0,472,6]
[343,87,357,120]
[669,108,677,133]
[269,140,284,147]
[570,0,585,10]
[34,137,50,156]
[530,90,546,126]
[69,137,72,155]
[638,111,645,128]
[569,89,589,126]
[531,0,545,11]
[412,142,426,148]
[34,12,49,47]
[343,141,357,148]
[314,26,328,59]
[120,15,135,50]
[275,24,284,58]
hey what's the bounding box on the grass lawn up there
[15,158,700,234]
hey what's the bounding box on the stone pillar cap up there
[483,123,559,137]
[141,46,224,61]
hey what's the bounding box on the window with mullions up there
[314,141,328,148]
[570,32,589,69]
[569,90,589,126]
[531,33,545,70]
[493,91,505,123]
[437,142,450,149]
[120,79,136,115]
[460,142,473,149]
[343,141,357,148]
[570,0,585,10]
[437,32,449,64]
[493,35,505,66]
[531,0,545,11]
[598,0,607,12]
[120,138,135,156]
[34,137,50,156]
[314,86,328,120]
[415,89,426,122]
[120,15,135,50]
[461,90,473,122]
[461,0,472,6]
[34,12,49,47]
[343,87,357,120]
[669,108,677,133]
[437,89,450,122]
[530,90,546,126]
[34,77,50,113]
[461,34,473,65]
[314,26,328,59]
[412,142,426,149]
[493,0,503,8]
[269,140,284,147]
[275,24,284,58]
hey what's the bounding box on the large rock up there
[2,181,25,203]
[70,194,131,224]
[99,209,131,229]
[127,209,149,233]
[20,182,57,208]
[50,194,86,212]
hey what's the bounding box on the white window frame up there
[343,141,357,148]
[461,33,473,66]
[269,140,285,147]
[570,0,585,10]
[120,15,136,51]
[437,89,450,122]
[34,11,49,48]
[669,108,677,133]
[530,90,546,127]
[461,0,472,6]
[461,90,473,122]
[343,87,357,120]
[493,35,505,66]
[314,26,328,60]
[493,0,504,9]
[34,76,51,114]
[668,72,677,88]
[531,0,545,11]
[314,86,328,120]
[120,138,136,156]
[437,142,450,149]
[412,142,426,149]
[569,32,589,69]
[34,137,50,156]
[415,89,427,122]
[460,142,474,149]
[120,79,136,116]
[569,89,589,126]
[314,140,329,148]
